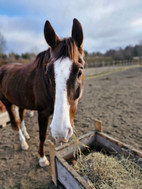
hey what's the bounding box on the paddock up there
[0,65,142,188]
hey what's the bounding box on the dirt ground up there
[0,65,142,189]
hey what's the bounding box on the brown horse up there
[0,18,85,167]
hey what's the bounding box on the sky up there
[0,0,142,54]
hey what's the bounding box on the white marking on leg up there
[21,120,30,139]
[50,57,73,140]
[39,156,49,167]
[18,129,29,150]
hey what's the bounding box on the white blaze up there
[50,57,73,140]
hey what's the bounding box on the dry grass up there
[72,130,90,159]
[73,151,142,189]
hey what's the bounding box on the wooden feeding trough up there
[0,101,19,128]
[0,111,10,128]
[0,101,10,128]
[48,119,142,189]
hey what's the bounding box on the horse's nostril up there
[68,128,71,136]
[66,128,72,139]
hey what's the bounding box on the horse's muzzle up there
[55,137,69,143]
[53,127,73,143]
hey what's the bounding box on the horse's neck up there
[33,51,53,98]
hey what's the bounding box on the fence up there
[85,59,142,68]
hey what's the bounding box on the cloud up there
[0,0,142,53]
[0,15,47,53]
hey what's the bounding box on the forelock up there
[52,37,79,62]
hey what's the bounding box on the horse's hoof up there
[39,156,50,167]
[25,133,30,140]
[21,142,29,150]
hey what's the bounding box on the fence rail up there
[85,59,142,68]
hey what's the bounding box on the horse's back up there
[0,62,37,109]
[0,63,25,90]
[0,63,23,77]
[1,62,24,74]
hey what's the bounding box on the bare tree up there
[0,32,6,54]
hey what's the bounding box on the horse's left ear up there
[44,20,60,48]
[72,18,83,49]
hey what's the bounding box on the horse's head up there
[44,19,84,143]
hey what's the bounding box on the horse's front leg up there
[38,111,50,167]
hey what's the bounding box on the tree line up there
[0,32,36,66]
[1,31,142,63]
[86,44,142,60]
[105,45,142,60]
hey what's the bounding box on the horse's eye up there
[74,86,81,100]
[77,71,82,78]
[78,58,82,63]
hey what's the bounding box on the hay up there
[73,152,142,189]
[72,130,89,159]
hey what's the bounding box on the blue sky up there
[0,0,142,54]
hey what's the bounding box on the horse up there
[0,18,85,167]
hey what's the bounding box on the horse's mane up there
[34,37,79,68]
[34,49,51,68]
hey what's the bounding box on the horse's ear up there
[72,18,83,49]
[44,20,60,48]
